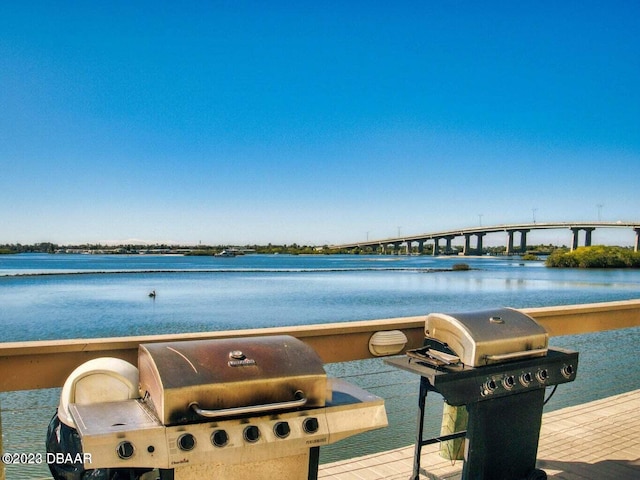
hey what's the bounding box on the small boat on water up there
[215,248,243,257]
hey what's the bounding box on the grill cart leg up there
[308,446,320,480]
[463,388,546,480]
[412,378,429,480]
[411,378,467,480]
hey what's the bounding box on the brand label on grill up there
[306,437,328,446]
[228,358,257,367]
[228,350,256,367]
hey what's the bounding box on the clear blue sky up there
[1,1,639,246]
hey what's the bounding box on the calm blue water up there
[1,253,639,342]
[1,253,639,478]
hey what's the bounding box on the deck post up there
[439,402,467,460]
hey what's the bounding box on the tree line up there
[0,242,331,255]
[0,242,567,256]
[3,243,638,268]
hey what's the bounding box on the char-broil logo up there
[228,350,257,367]
[306,437,328,446]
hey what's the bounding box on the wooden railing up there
[1,299,639,479]
[2,299,640,393]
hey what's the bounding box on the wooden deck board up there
[319,389,640,479]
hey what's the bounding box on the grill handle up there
[189,390,307,419]
[484,348,548,363]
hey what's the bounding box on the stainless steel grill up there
[424,307,549,366]
[57,335,387,480]
[387,308,578,480]
[138,336,328,425]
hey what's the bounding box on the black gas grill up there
[387,308,578,480]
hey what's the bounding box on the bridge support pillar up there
[570,227,596,250]
[584,228,595,247]
[445,236,454,254]
[433,238,440,256]
[393,242,401,255]
[418,241,424,255]
[571,228,580,251]
[475,233,486,255]
[463,234,472,255]
[463,233,485,255]
[520,229,530,253]
[635,229,640,253]
[506,231,515,256]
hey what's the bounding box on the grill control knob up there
[211,430,229,448]
[520,372,533,386]
[243,425,261,443]
[116,441,135,460]
[303,417,320,434]
[274,421,291,439]
[561,364,575,379]
[503,375,516,390]
[177,433,196,451]
[536,369,549,383]
[483,379,498,395]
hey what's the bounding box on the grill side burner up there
[387,308,578,480]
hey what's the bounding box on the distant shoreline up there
[0,266,474,278]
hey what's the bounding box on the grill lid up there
[139,335,327,425]
[424,308,548,367]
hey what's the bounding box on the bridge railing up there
[1,299,639,479]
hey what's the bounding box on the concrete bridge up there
[331,221,640,255]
